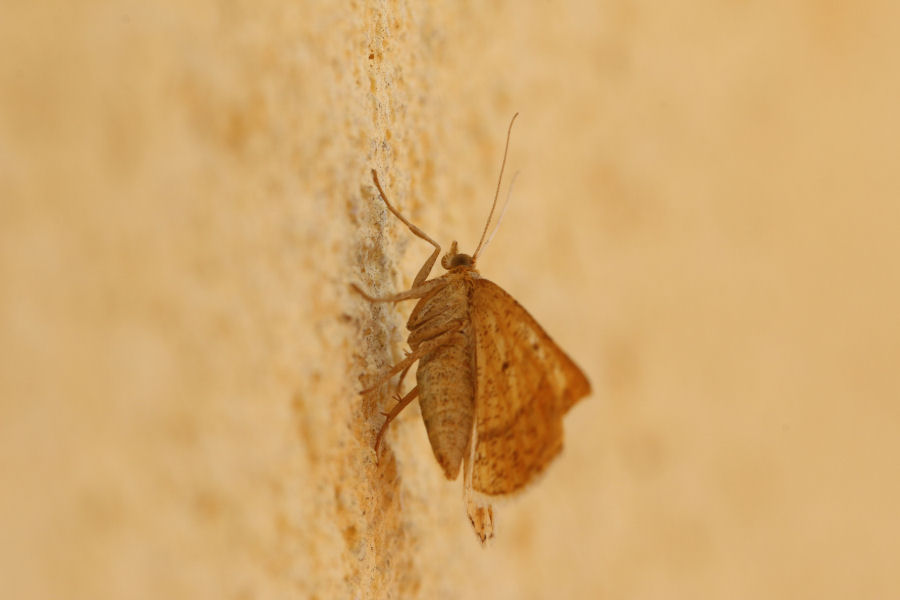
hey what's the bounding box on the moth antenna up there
[479,170,519,258]
[473,112,519,260]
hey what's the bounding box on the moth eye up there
[450,253,474,268]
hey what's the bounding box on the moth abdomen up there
[416,335,476,480]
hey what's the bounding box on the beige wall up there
[3,1,899,598]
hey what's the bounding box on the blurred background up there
[2,1,899,598]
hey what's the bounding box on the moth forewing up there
[468,278,590,496]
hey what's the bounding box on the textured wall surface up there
[3,1,900,598]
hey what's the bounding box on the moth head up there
[441,241,475,270]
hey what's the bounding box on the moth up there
[353,114,591,542]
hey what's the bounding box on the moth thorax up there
[441,241,475,269]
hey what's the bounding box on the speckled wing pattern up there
[469,278,590,495]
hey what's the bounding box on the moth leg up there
[394,361,414,399]
[359,321,463,395]
[463,411,494,543]
[375,320,462,457]
[371,169,441,286]
[359,349,422,396]
[350,276,448,304]
[374,386,419,458]
[466,500,494,544]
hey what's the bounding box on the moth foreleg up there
[412,246,440,288]
[374,386,420,458]
[371,169,442,286]
[350,277,448,304]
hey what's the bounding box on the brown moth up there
[353,114,590,542]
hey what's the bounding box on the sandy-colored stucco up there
[3,1,900,598]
